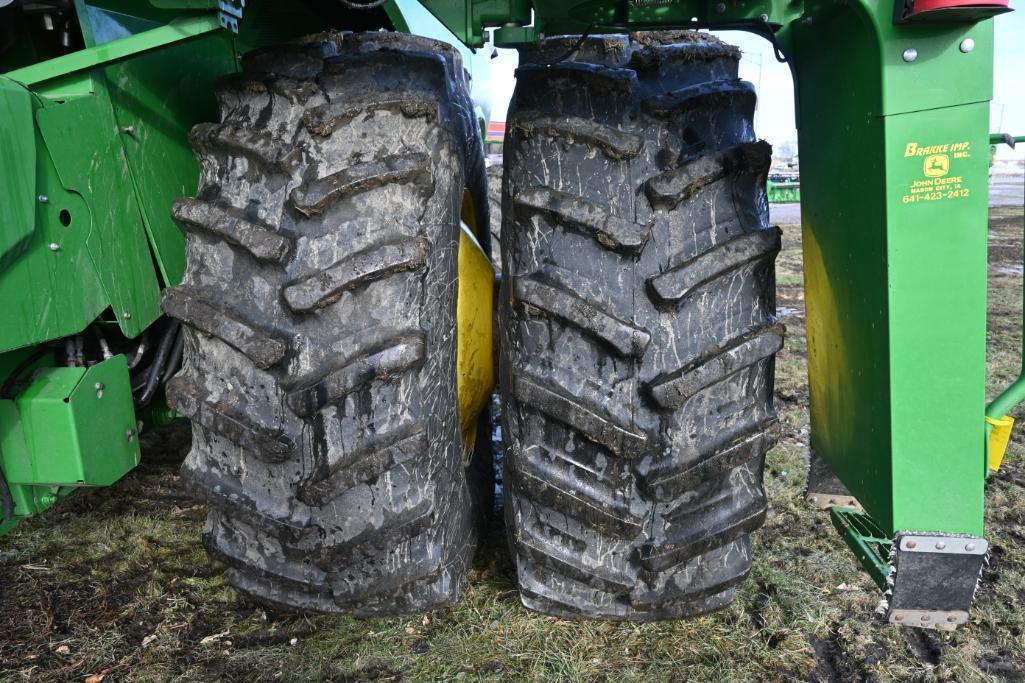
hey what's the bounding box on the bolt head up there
[715,2,726,11]
[935,541,946,550]
[947,615,957,622]
[38,194,49,203]
[49,242,61,251]
[759,13,769,21]
[965,543,976,552]
[921,614,931,621]
[126,428,135,442]
[894,613,904,621]
[902,48,918,63]
[959,38,975,53]
[906,540,917,549]
[122,311,132,320]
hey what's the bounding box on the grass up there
[2,207,1025,682]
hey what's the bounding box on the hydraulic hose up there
[136,322,180,408]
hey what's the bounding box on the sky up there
[487,13,1025,159]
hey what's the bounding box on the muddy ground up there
[2,207,1025,682]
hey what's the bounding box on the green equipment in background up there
[768,175,801,203]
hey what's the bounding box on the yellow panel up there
[457,221,495,453]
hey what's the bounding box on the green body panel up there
[792,5,991,536]
[37,93,163,339]
[418,0,531,47]
[0,79,36,266]
[885,103,989,534]
[6,14,223,90]
[1,7,234,351]
[78,7,235,286]
[1,355,139,487]
[0,80,110,352]
[0,355,139,528]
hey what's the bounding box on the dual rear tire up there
[166,30,781,619]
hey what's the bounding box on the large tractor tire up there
[500,32,782,620]
[163,32,490,615]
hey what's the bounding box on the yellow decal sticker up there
[901,140,972,205]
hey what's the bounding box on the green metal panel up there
[419,0,531,47]
[886,103,988,534]
[791,2,991,536]
[793,9,896,532]
[0,91,110,353]
[0,354,139,487]
[78,6,235,286]
[1,6,237,351]
[5,14,223,88]
[36,94,163,338]
[0,79,37,267]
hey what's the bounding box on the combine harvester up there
[0,0,1016,629]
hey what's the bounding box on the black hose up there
[542,25,595,69]
[163,327,184,386]
[137,321,180,408]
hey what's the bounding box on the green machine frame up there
[0,0,1016,627]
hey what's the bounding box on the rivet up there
[122,311,132,320]
[947,615,957,622]
[122,125,135,134]
[95,382,104,398]
[902,48,918,63]
[921,615,931,622]
[959,38,975,53]
[894,613,904,621]
[935,541,946,550]
[906,540,917,549]
[759,13,769,21]
[38,194,49,203]
[126,428,135,442]
[715,2,726,11]
[965,543,976,552]
[49,242,61,251]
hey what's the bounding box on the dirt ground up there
[2,206,1025,682]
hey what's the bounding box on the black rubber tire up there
[499,32,782,620]
[163,31,490,615]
